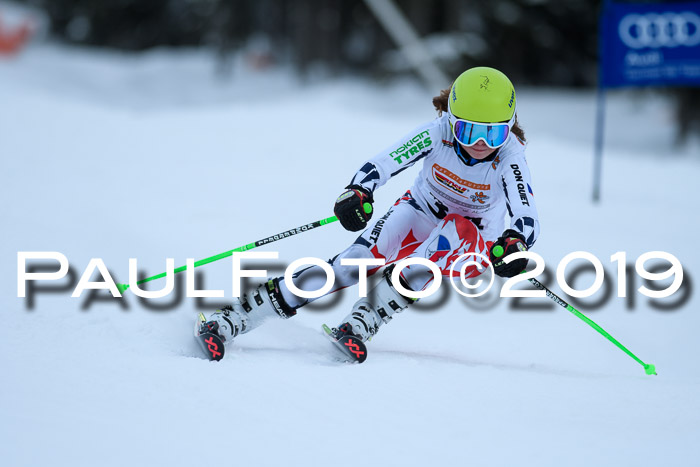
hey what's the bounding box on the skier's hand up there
[334,186,373,232]
[489,229,528,277]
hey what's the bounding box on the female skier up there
[201,66,540,350]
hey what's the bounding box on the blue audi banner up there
[600,1,700,87]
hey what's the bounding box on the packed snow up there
[2,43,699,467]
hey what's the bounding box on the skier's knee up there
[442,214,478,240]
[336,243,382,285]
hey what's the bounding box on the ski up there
[193,316,367,363]
[194,312,225,361]
[322,323,368,364]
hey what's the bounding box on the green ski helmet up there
[447,67,516,124]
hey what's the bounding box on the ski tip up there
[197,332,225,361]
[338,335,367,364]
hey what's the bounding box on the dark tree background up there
[16,0,700,141]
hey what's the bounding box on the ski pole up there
[116,203,372,294]
[492,246,657,376]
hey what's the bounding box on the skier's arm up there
[334,120,440,231]
[499,156,540,248]
[346,120,439,194]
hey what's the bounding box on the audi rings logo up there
[619,12,700,49]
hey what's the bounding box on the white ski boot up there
[201,278,297,344]
[332,266,415,342]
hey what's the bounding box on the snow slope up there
[1,44,699,467]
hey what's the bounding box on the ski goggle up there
[448,111,515,149]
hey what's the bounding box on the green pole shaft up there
[117,203,373,294]
[117,214,339,293]
[527,277,656,376]
[490,245,655,375]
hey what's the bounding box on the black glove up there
[489,229,528,278]
[333,185,373,232]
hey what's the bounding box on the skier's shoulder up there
[403,113,450,142]
[416,113,455,155]
[386,114,449,163]
[434,112,453,142]
[494,133,528,169]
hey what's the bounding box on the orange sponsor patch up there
[432,164,490,197]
